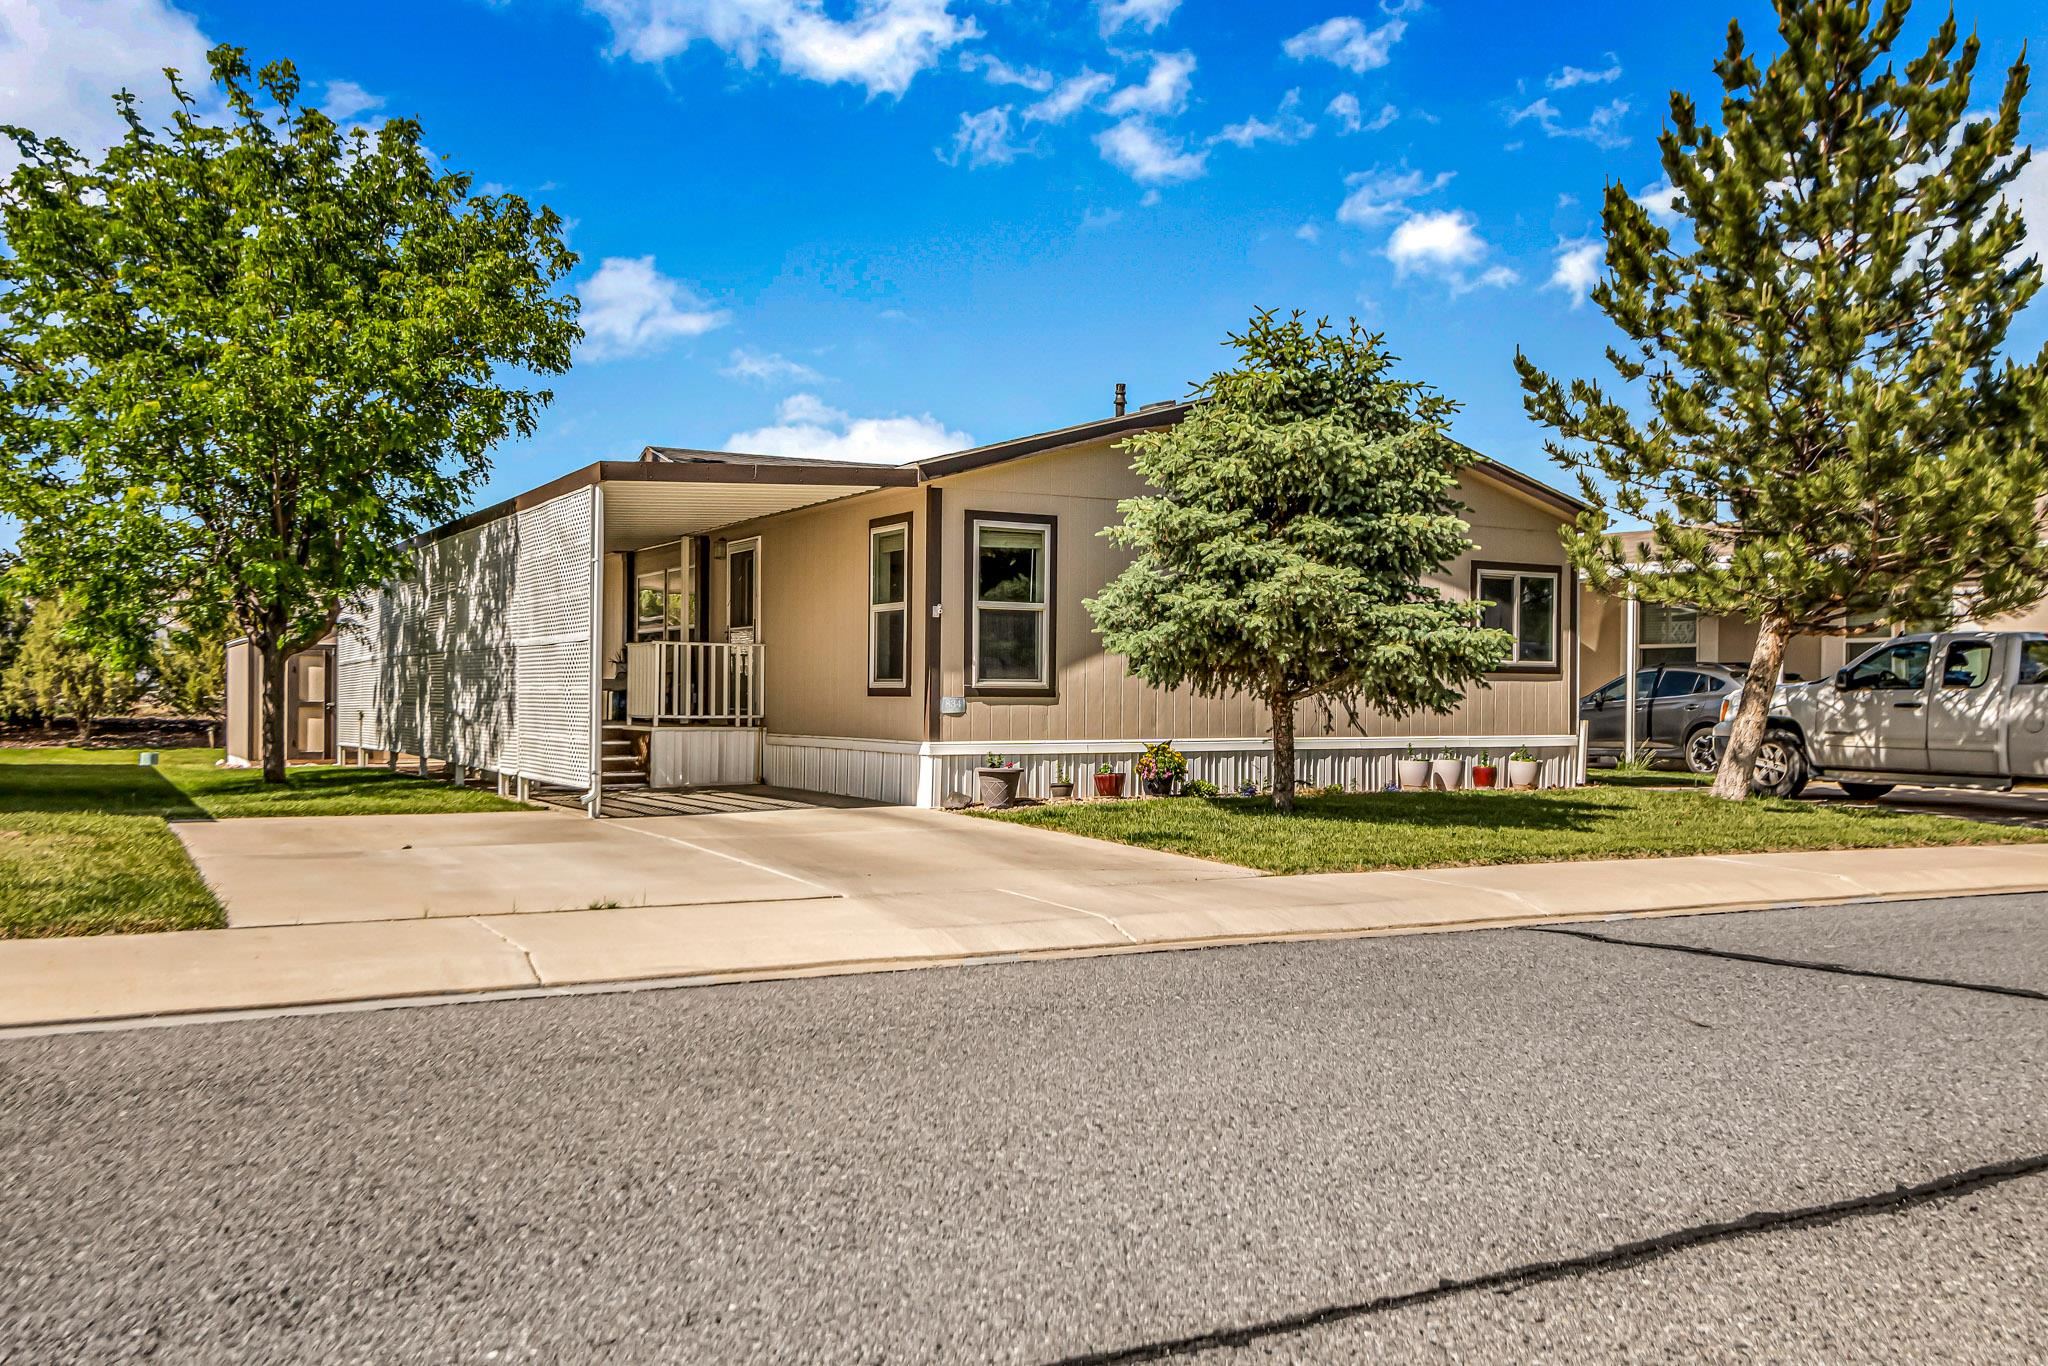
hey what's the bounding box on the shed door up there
[285,647,335,761]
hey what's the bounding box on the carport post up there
[1623,586,1640,765]
[587,482,606,819]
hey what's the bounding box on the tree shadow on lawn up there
[0,764,209,819]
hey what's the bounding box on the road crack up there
[1529,925,2048,1002]
[1042,1153,2048,1364]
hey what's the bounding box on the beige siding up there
[712,489,925,742]
[926,438,1579,744]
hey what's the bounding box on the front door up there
[1812,638,1931,772]
[1923,634,2001,775]
[284,647,334,761]
[1582,670,1655,751]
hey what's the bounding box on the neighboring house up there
[226,401,1592,810]
[1579,530,2048,693]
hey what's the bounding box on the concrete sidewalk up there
[9,842,2048,1030]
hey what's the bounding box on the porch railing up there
[624,641,765,725]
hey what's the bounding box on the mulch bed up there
[0,717,221,750]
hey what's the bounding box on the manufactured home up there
[227,402,1592,808]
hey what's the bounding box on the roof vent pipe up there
[1114,382,1127,417]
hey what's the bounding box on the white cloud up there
[1295,222,1321,243]
[1212,89,1313,149]
[1336,165,1453,227]
[1024,68,1114,124]
[1104,50,1194,117]
[1327,93,1362,134]
[1098,0,1180,35]
[582,0,976,97]
[1546,55,1622,90]
[959,51,1050,91]
[1282,15,1406,75]
[320,79,382,122]
[720,347,823,384]
[1636,178,1684,224]
[942,104,1024,167]
[0,0,212,169]
[1546,241,1601,303]
[1095,117,1207,185]
[1508,95,1631,150]
[1081,206,1124,230]
[728,393,969,465]
[1386,209,1518,292]
[577,256,730,359]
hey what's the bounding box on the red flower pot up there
[1093,772,1125,798]
[1471,765,1498,789]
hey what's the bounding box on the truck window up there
[1652,670,1706,698]
[1940,640,1994,690]
[2020,640,2048,686]
[1842,640,1930,691]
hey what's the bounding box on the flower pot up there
[1507,758,1541,789]
[1429,758,1465,791]
[1093,771,1125,798]
[1396,759,1431,790]
[1471,765,1498,789]
[1142,776,1178,797]
[976,767,1024,809]
[1049,782,1074,800]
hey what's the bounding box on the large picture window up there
[869,520,909,692]
[1476,567,1560,668]
[970,515,1054,690]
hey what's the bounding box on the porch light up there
[713,538,726,560]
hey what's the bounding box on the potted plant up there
[1136,740,1188,796]
[1092,761,1125,798]
[1049,764,1075,800]
[1507,745,1541,790]
[1470,750,1498,789]
[976,753,1024,808]
[1429,748,1465,791]
[1396,744,1431,791]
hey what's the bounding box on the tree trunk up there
[260,641,290,784]
[1711,616,1792,801]
[74,712,92,743]
[1270,693,1297,813]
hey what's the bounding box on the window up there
[971,516,1053,689]
[1652,669,1707,698]
[2021,640,2048,686]
[869,522,909,692]
[633,543,691,641]
[1640,603,1699,668]
[1940,639,1993,690]
[1477,569,1560,668]
[1586,670,1655,707]
[726,540,758,635]
[1842,639,1930,691]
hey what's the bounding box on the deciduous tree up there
[1089,311,1512,811]
[0,47,580,780]
[0,596,142,742]
[1517,0,2048,799]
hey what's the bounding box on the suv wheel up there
[1749,731,1810,799]
[1684,726,1719,775]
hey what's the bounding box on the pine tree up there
[1517,0,2048,799]
[1088,311,1512,811]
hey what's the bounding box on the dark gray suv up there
[1580,663,1754,773]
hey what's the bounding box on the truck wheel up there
[1838,782,1895,801]
[1749,732,1810,799]
[1684,727,1719,775]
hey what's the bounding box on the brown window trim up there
[867,512,915,698]
[964,509,1058,701]
[1472,559,1566,679]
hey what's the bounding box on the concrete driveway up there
[174,796,1253,928]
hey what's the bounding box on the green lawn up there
[978,786,2045,876]
[0,748,527,939]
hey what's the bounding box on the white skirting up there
[649,727,762,789]
[766,733,1586,808]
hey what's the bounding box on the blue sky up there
[10,0,2048,511]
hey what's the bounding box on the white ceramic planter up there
[1429,758,1465,790]
[1507,758,1541,789]
[1396,758,1432,790]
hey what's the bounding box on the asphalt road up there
[3,894,2044,1364]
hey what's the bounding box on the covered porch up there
[594,450,916,799]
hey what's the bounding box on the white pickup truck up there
[1712,631,2048,798]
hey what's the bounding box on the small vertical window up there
[727,541,758,633]
[971,518,1053,689]
[1476,568,1562,668]
[1940,639,1993,690]
[869,523,909,690]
